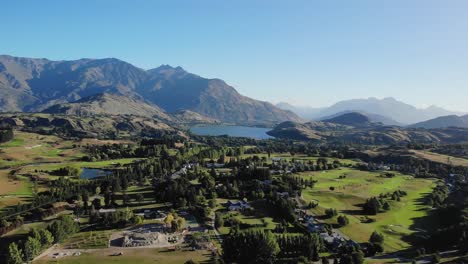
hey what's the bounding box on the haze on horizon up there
[1,0,468,112]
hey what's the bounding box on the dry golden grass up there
[410,150,468,167]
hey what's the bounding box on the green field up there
[34,248,213,264]
[0,131,144,214]
[62,231,112,249]
[238,153,359,165]
[300,168,437,252]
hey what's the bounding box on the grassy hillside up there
[299,168,437,252]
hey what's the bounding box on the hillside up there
[41,93,172,120]
[171,110,219,124]
[322,112,375,127]
[0,113,184,139]
[319,110,401,126]
[268,120,468,144]
[0,55,300,125]
[409,114,468,129]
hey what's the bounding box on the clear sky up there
[1,0,468,111]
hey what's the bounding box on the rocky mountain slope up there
[0,55,300,125]
[41,93,171,120]
[0,113,184,139]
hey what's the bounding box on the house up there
[98,208,116,214]
[261,179,273,185]
[308,223,325,233]
[206,163,225,168]
[170,167,187,180]
[227,200,251,211]
[142,209,166,219]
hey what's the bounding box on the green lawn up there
[300,168,437,252]
[34,248,213,264]
[0,137,26,148]
[62,231,112,249]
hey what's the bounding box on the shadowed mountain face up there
[322,112,376,127]
[0,55,300,124]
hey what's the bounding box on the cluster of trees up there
[89,207,141,228]
[270,158,344,174]
[362,190,408,215]
[7,215,79,263]
[334,243,365,264]
[423,144,468,159]
[0,216,23,236]
[222,230,324,264]
[426,184,449,207]
[276,233,323,261]
[163,212,186,232]
[363,196,396,215]
[265,195,297,223]
[222,230,280,263]
[363,231,385,256]
[325,208,338,218]
[50,166,82,177]
[81,142,172,161]
[1,175,102,221]
[0,128,14,143]
[421,180,467,253]
[366,154,468,179]
[337,215,350,227]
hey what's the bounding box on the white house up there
[227,200,251,211]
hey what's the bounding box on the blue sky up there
[2,1,468,111]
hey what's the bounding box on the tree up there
[24,236,41,261]
[7,242,23,264]
[369,231,385,245]
[38,229,54,248]
[222,230,280,264]
[133,215,144,225]
[164,213,175,228]
[325,208,337,218]
[337,215,349,227]
[135,193,144,205]
[215,212,224,228]
[172,217,186,232]
[383,201,390,211]
[208,199,217,208]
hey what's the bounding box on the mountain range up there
[277,97,464,125]
[409,114,468,129]
[268,112,468,145]
[0,55,300,125]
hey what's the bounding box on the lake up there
[80,168,112,179]
[190,125,273,139]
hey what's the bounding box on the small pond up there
[80,168,112,179]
